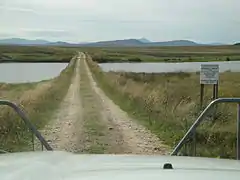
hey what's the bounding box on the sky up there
[0,0,239,43]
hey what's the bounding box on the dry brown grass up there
[87,54,240,159]
[0,58,76,152]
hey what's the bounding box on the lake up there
[0,63,68,83]
[99,61,240,73]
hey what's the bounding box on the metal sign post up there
[200,64,219,110]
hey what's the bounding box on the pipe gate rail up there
[171,98,240,160]
[0,100,53,152]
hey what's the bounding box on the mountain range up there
[0,38,50,45]
[0,38,228,47]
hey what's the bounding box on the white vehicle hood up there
[0,151,240,180]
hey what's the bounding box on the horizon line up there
[0,37,232,45]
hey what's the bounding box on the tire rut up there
[79,52,128,154]
[83,53,169,155]
[36,52,169,155]
[36,55,83,152]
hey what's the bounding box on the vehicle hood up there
[0,151,240,180]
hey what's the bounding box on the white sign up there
[200,64,219,84]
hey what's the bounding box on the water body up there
[99,61,240,73]
[0,63,68,83]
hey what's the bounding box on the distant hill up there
[0,38,81,47]
[0,38,50,45]
[138,38,151,43]
[80,39,228,47]
[150,40,198,46]
[82,39,201,47]
[0,38,228,47]
[46,41,72,46]
[234,43,240,46]
[83,39,144,47]
[209,42,226,46]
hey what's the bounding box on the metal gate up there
[0,100,52,152]
[171,98,240,160]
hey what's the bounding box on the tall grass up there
[0,46,75,62]
[0,57,76,152]
[86,54,240,159]
[87,45,240,63]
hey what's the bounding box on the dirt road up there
[38,55,82,152]
[39,52,169,154]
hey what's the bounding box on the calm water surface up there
[99,61,240,73]
[0,63,68,83]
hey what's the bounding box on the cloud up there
[0,0,239,43]
[0,5,38,14]
[21,28,68,32]
[56,19,171,24]
[19,28,72,37]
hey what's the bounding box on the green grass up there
[79,58,109,154]
[0,45,76,62]
[0,56,76,152]
[84,45,240,63]
[87,54,240,159]
[2,45,239,63]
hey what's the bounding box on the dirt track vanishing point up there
[39,52,169,154]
